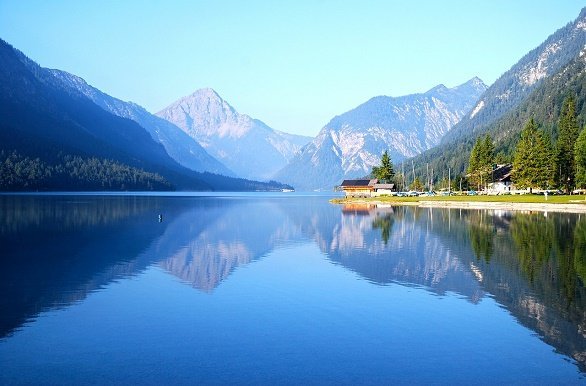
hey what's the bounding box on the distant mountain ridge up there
[0,38,197,189]
[274,77,486,190]
[156,88,312,180]
[442,7,586,144]
[42,70,233,176]
[410,6,586,178]
[0,38,292,191]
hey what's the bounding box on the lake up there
[1,193,585,384]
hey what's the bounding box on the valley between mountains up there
[1,7,585,191]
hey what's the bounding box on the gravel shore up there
[333,199,586,213]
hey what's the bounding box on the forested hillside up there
[0,39,292,192]
[409,8,586,181]
[0,151,173,191]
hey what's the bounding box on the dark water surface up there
[1,193,586,384]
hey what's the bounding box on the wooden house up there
[339,179,396,197]
[340,179,378,197]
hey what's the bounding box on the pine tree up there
[556,96,580,193]
[467,134,495,190]
[575,127,586,189]
[480,134,495,184]
[467,138,482,189]
[371,150,395,182]
[513,119,552,191]
[494,151,510,165]
[542,133,556,188]
[409,177,423,191]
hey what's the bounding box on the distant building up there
[340,179,377,197]
[339,179,395,197]
[487,164,514,193]
[372,183,395,197]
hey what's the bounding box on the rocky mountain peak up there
[426,84,448,94]
[186,88,231,111]
[274,77,485,190]
[157,89,311,180]
[157,88,244,139]
[461,77,488,91]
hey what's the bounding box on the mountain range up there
[274,78,487,190]
[46,71,233,176]
[156,89,312,180]
[2,6,585,191]
[0,39,290,191]
[411,7,586,178]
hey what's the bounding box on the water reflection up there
[1,195,586,372]
[0,195,307,337]
[156,200,290,291]
[0,195,190,338]
[335,204,586,371]
[322,205,485,302]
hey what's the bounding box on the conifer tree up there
[542,133,556,188]
[556,96,580,193]
[467,138,482,189]
[575,127,586,189]
[480,134,495,183]
[467,134,495,190]
[513,119,552,191]
[371,150,395,182]
[409,177,423,191]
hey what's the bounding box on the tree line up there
[467,96,586,193]
[0,150,173,191]
[371,95,586,193]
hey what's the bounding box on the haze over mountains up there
[275,78,487,190]
[47,70,234,176]
[0,39,290,191]
[1,6,585,191]
[156,88,312,180]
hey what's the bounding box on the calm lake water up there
[1,193,586,384]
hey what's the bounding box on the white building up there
[487,164,515,194]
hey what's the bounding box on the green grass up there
[331,194,586,205]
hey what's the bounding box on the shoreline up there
[331,198,586,214]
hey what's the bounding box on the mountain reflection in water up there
[1,195,585,372]
[333,203,586,371]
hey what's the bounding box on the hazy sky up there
[1,1,584,136]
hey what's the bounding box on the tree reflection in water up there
[371,213,394,245]
[2,195,586,372]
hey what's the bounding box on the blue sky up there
[1,1,584,136]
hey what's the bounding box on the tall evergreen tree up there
[371,150,395,182]
[480,134,495,184]
[467,134,495,190]
[481,135,495,167]
[467,138,482,189]
[556,96,580,193]
[575,127,586,189]
[513,119,553,191]
[542,133,556,188]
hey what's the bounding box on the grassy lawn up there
[332,194,586,205]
